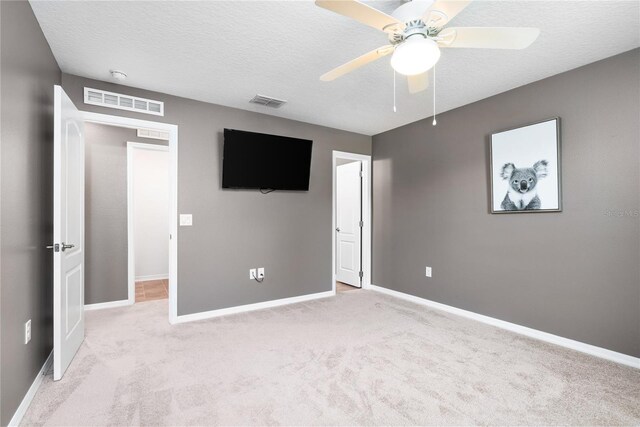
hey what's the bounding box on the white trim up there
[128,141,169,152]
[332,151,372,294]
[84,299,132,311]
[8,351,53,427]
[174,291,335,324]
[135,274,169,282]
[369,285,640,369]
[83,111,179,324]
[168,129,178,324]
[127,141,170,307]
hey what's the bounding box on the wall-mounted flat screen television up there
[222,129,313,191]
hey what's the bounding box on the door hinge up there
[359,220,363,228]
[359,170,363,177]
[359,271,363,279]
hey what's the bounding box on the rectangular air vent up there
[250,94,287,109]
[84,88,164,116]
[137,128,170,141]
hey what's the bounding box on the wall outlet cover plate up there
[179,214,193,226]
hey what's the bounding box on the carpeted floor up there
[22,290,639,426]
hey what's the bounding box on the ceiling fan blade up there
[320,45,394,81]
[423,1,471,28]
[407,72,429,94]
[438,27,540,49]
[315,0,404,33]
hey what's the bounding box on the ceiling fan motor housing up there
[388,19,439,46]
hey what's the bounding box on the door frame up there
[332,151,372,292]
[83,111,179,324]
[127,142,170,305]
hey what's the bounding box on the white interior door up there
[336,161,362,287]
[53,85,85,381]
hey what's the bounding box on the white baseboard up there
[175,290,336,324]
[8,350,53,427]
[135,274,169,282]
[369,285,639,369]
[84,299,133,311]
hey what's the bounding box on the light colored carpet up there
[22,290,640,426]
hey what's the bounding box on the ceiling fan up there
[315,0,540,94]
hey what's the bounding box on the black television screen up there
[222,129,313,191]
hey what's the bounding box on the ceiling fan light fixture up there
[390,36,441,76]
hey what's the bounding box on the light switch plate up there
[25,319,31,344]
[425,266,432,278]
[179,214,193,226]
[249,269,256,280]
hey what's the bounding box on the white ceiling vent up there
[84,87,164,116]
[249,94,287,109]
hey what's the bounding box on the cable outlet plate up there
[257,268,265,279]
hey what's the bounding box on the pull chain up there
[432,65,437,126]
[393,70,397,113]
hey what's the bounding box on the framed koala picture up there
[490,118,561,213]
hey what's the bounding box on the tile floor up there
[136,280,355,302]
[135,279,168,303]
[336,281,359,292]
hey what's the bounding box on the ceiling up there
[30,1,639,136]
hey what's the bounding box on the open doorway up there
[84,124,171,309]
[83,111,179,323]
[332,151,371,293]
[127,143,170,303]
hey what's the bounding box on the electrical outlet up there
[179,214,193,226]
[425,266,432,278]
[257,268,265,279]
[249,268,257,280]
[25,319,31,344]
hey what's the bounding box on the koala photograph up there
[490,118,561,213]
[500,160,548,210]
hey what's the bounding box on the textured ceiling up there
[30,1,639,136]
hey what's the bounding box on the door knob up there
[336,227,340,232]
[61,243,75,251]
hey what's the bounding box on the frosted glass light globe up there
[391,36,441,76]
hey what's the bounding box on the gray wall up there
[372,49,640,357]
[84,123,166,305]
[336,158,359,166]
[62,74,371,314]
[0,1,61,425]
